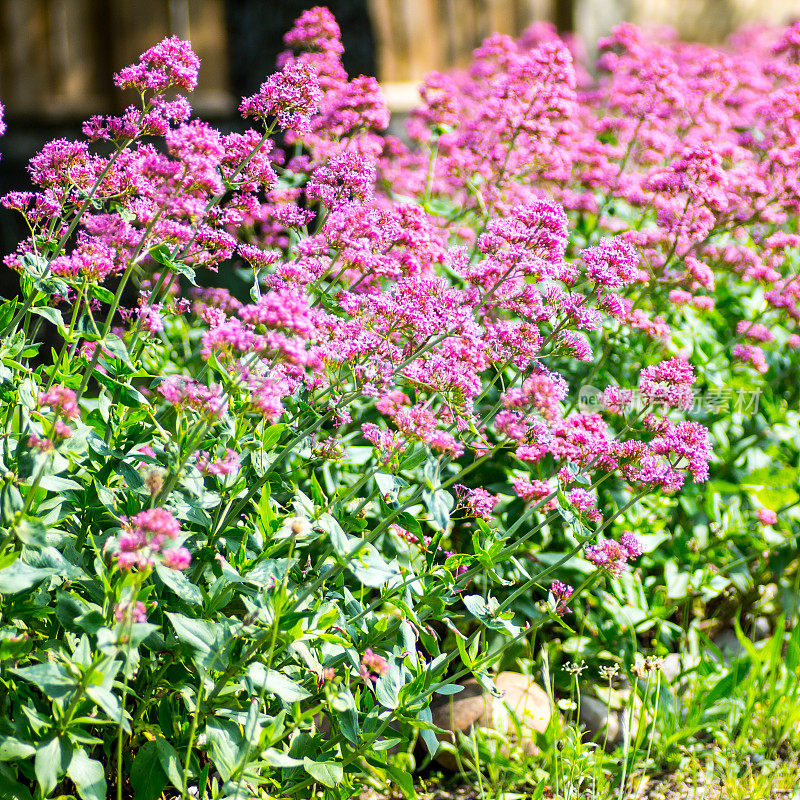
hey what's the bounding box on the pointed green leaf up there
[302,757,343,788]
[34,737,63,795]
[130,740,168,800]
[67,749,106,800]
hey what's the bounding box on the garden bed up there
[0,6,798,800]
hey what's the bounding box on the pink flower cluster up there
[30,385,79,451]
[114,36,200,93]
[550,580,574,615]
[158,376,227,418]
[757,508,777,526]
[359,647,388,683]
[383,17,800,374]
[585,532,643,578]
[455,485,499,519]
[114,508,190,571]
[197,449,240,478]
[512,476,558,510]
[566,488,602,523]
[6,9,763,622]
[114,600,148,624]
[240,59,323,136]
[38,385,79,419]
[639,357,696,410]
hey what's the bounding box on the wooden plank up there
[45,0,107,117]
[367,0,399,82]
[107,0,232,114]
[0,0,49,115]
[186,0,233,113]
[368,0,558,84]
[486,0,518,37]
[108,0,169,109]
[553,0,574,31]
[439,0,458,66]
[400,0,432,80]
[446,0,478,68]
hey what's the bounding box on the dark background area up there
[224,0,375,99]
[3,0,798,286]
[0,0,375,296]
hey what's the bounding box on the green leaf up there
[166,612,213,654]
[755,486,799,511]
[115,461,145,491]
[664,560,690,600]
[13,662,77,699]
[67,749,106,800]
[149,243,197,285]
[302,757,343,788]
[130,741,168,800]
[155,563,203,606]
[422,487,453,533]
[741,467,797,488]
[170,260,197,285]
[704,664,751,707]
[88,284,116,304]
[29,306,67,336]
[247,663,311,702]
[34,737,64,795]
[462,594,520,636]
[205,719,240,781]
[0,777,33,800]
[0,737,35,761]
[148,243,173,265]
[385,763,417,799]
[86,686,129,732]
[338,706,360,744]
[318,513,355,557]
[154,737,183,791]
[262,423,287,450]
[434,684,464,696]
[38,474,82,493]
[25,547,87,581]
[93,370,145,407]
[394,512,423,539]
[375,666,402,710]
[102,334,134,370]
[417,705,439,758]
[0,559,56,594]
[166,612,230,670]
[15,517,49,547]
[263,748,304,767]
[375,472,406,503]
[399,446,427,471]
[0,298,18,331]
[349,544,400,588]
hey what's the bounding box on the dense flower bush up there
[0,8,798,798]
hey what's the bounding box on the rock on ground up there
[429,671,552,770]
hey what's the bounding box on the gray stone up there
[713,629,748,661]
[579,695,622,748]
[660,653,682,684]
[430,671,552,770]
[752,617,771,641]
[713,618,770,662]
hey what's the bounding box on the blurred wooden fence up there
[0,0,568,119]
[2,0,793,121]
[368,0,562,110]
[0,0,231,120]
[367,0,558,82]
